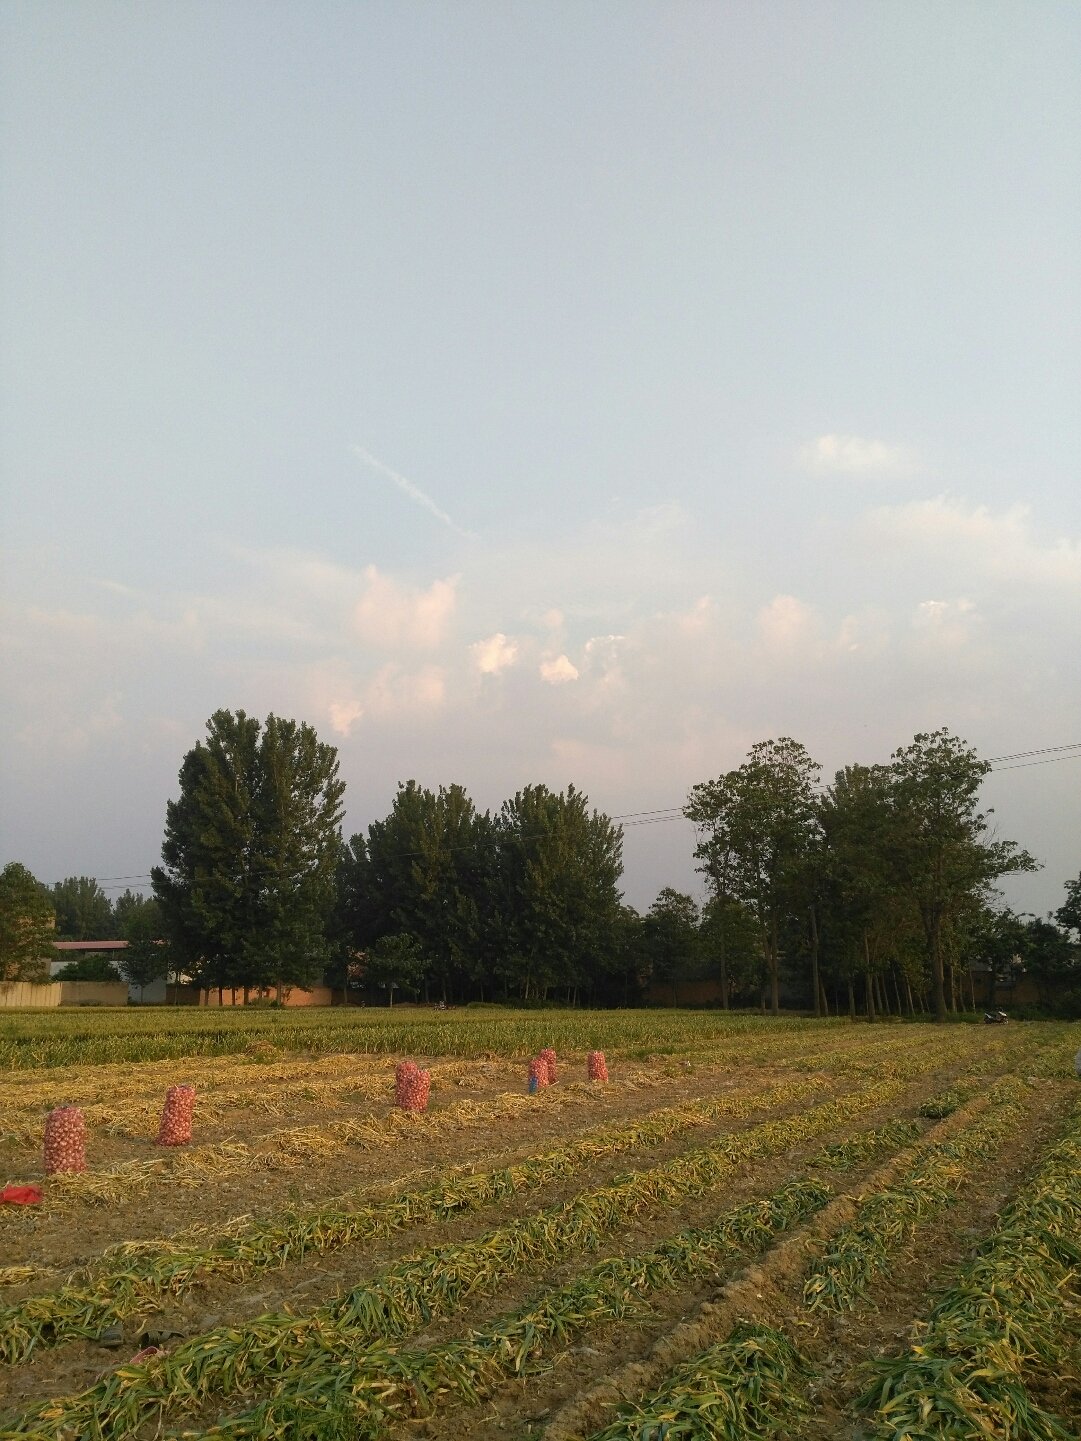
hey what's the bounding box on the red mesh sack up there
[539,1047,557,1084]
[156,1085,196,1146]
[528,1056,549,1089]
[587,1050,609,1082]
[395,1060,420,1107]
[44,1105,87,1175]
[398,1067,430,1113]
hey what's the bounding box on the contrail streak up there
[351,445,475,538]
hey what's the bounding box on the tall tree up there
[698,892,762,1009]
[355,782,497,1003]
[363,933,428,1006]
[1057,871,1081,941]
[0,862,57,982]
[151,710,345,999]
[49,876,115,939]
[118,896,169,999]
[497,784,624,1003]
[887,729,1038,1022]
[818,763,919,1019]
[642,888,700,1004]
[687,738,821,1014]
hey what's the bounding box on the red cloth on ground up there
[1,1184,43,1205]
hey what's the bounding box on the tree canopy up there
[0,862,57,983]
[48,875,115,940]
[687,729,1045,1021]
[152,710,345,999]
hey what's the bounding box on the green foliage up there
[887,729,1039,1020]
[596,1323,810,1440]
[117,896,168,994]
[1056,871,1081,940]
[698,892,764,1007]
[687,737,821,1013]
[151,709,345,998]
[0,862,56,982]
[860,1101,1081,1439]
[363,933,427,1005]
[643,888,701,999]
[497,782,624,1001]
[54,952,121,981]
[48,875,115,940]
[350,781,498,1002]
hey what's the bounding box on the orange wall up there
[187,985,336,1008]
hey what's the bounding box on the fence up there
[0,980,130,1008]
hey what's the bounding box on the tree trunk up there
[769,917,780,1015]
[904,973,915,1017]
[863,933,875,1020]
[847,977,856,1019]
[718,930,729,1010]
[808,905,821,1019]
[929,916,947,1022]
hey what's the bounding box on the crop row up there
[804,1078,1028,1314]
[551,1078,1038,1440]
[0,1007,829,1071]
[0,1075,826,1362]
[195,1185,834,1440]
[591,1323,807,1441]
[860,1096,1081,1440]
[0,1048,418,1117]
[2,1077,659,1220]
[5,1078,905,1438]
[186,1114,930,1440]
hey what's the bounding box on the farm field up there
[1,1011,1079,1439]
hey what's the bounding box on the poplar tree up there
[152,710,344,999]
[687,738,821,1014]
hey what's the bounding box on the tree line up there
[1,711,1077,1015]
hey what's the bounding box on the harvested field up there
[0,1010,1078,1439]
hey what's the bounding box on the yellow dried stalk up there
[0,1071,727,1221]
[5,1082,900,1439]
[0,1076,826,1363]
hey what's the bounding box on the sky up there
[1,1,1079,920]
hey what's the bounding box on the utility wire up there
[59,742,1081,890]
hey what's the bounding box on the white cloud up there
[351,445,475,538]
[675,596,716,634]
[540,654,579,685]
[835,610,890,658]
[470,632,518,674]
[328,699,364,736]
[366,664,447,717]
[799,433,916,477]
[912,597,980,651]
[353,567,459,649]
[757,594,817,651]
[864,497,1081,589]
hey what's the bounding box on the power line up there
[53,740,1081,890]
[989,752,1081,773]
[986,742,1081,764]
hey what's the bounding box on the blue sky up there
[2,1,1078,917]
